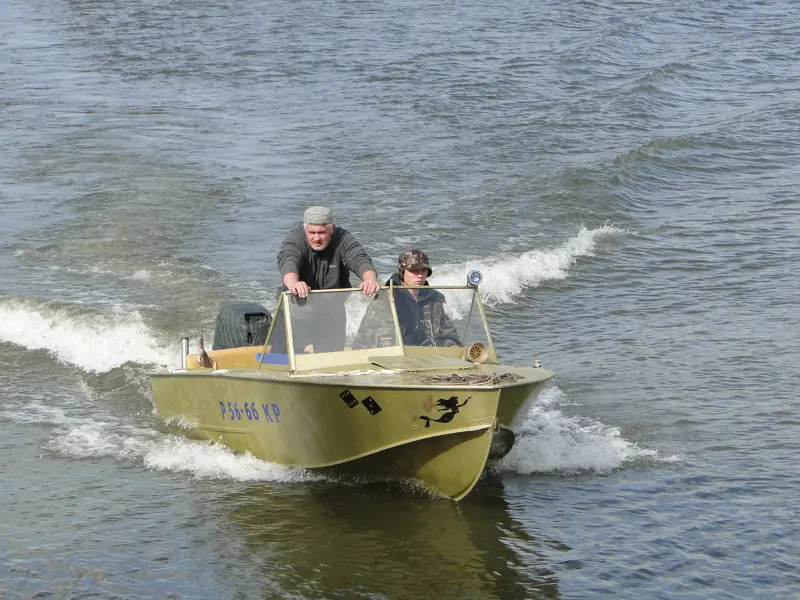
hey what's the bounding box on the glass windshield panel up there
[389,286,489,348]
[288,290,398,354]
[272,287,490,356]
[261,299,289,363]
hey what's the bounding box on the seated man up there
[354,249,461,348]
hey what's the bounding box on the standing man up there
[278,205,380,297]
[277,206,379,353]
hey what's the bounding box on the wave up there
[0,297,173,373]
[44,420,320,484]
[498,387,681,474]
[431,225,624,305]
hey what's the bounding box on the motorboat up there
[149,272,552,500]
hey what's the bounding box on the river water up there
[1,0,798,598]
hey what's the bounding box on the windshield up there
[384,286,489,348]
[264,286,491,360]
[288,290,394,353]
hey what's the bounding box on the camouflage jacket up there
[353,273,461,348]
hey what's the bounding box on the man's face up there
[402,267,428,286]
[305,224,334,251]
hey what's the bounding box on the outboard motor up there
[212,302,272,350]
[489,428,516,460]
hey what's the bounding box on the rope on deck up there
[419,372,521,386]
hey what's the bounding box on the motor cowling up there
[212,302,272,350]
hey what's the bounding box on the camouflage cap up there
[398,249,432,276]
[303,206,334,225]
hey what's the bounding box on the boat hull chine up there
[322,426,494,500]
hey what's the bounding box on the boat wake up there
[431,225,625,306]
[44,420,320,484]
[1,225,623,375]
[0,297,174,372]
[497,386,681,475]
[3,225,668,489]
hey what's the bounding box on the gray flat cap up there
[303,206,334,225]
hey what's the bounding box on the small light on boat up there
[467,270,483,287]
[464,342,488,364]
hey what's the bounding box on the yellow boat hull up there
[150,365,549,500]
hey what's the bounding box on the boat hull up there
[150,368,549,499]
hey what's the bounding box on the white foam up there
[129,269,151,280]
[0,379,118,426]
[498,386,679,474]
[45,421,318,483]
[0,298,174,373]
[0,398,78,426]
[144,437,313,482]
[430,225,624,306]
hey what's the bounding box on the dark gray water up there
[2,0,799,598]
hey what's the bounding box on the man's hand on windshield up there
[359,271,380,296]
[283,273,311,298]
[289,280,310,298]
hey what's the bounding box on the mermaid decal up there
[419,396,470,427]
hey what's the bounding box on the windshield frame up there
[257,284,496,371]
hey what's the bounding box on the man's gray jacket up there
[277,226,375,291]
